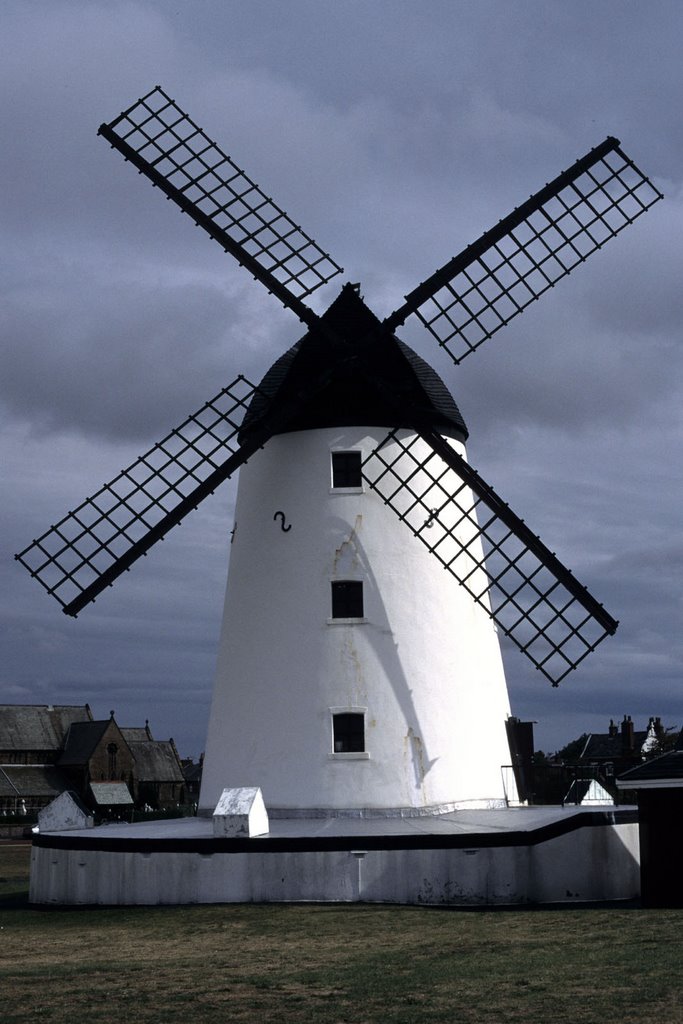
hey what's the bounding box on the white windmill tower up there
[200,283,513,814]
[17,88,662,820]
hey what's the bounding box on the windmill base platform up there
[30,806,639,907]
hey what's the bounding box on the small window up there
[333,713,365,753]
[331,580,363,619]
[331,451,362,489]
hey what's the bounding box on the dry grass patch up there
[1,844,682,1023]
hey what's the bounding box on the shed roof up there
[90,782,133,806]
[0,705,92,752]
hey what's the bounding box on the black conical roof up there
[241,284,467,442]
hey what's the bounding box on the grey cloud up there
[2,0,682,758]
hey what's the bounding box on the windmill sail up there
[362,428,617,685]
[385,137,662,364]
[16,89,661,690]
[98,86,343,326]
[15,376,262,617]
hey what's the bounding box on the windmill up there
[16,87,661,814]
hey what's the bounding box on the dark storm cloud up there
[1,0,682,755]
[0,262,291,442]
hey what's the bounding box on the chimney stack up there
[621,714,634,752]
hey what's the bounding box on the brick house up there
[120,724,186,809]
[0,704,187,816]
[58,714,136,812]
[579,715,667,775]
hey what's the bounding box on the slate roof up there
[616,737,683,788]
[182,760,203,785]
[241,284,468,442]
[581,732,648,760]
[0,769,15,798]
[121,727,151,743]
[0,764,70,798]
[90,782,133,806]
[0,705,92,752]
[58,721,112,766]
[125,739,184,782]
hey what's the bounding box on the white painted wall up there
[37,792,93,832]
[29,822,640,906]
[199,426,513,815]
[213,787,269,837]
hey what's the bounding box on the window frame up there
[330,449,364,493]
[328,706,370,760]
[329,579,365,623]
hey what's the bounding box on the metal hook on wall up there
[273,511,291,533]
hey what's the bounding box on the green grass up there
[1,843,682,1022]
[0,843,32,906]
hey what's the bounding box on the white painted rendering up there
[213,787,269,838]
[28,812,641,906]
[200,425,513,816]
[37,791,93,832]
[579,780,615,805]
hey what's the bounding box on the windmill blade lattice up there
[362,429,617,685]
[16,376,262,618]
[386,137,662,364]
[99,86,343,325]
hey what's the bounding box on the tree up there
[553,733,589,763]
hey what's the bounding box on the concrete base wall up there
[30,821,639,906]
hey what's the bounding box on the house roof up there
[0,764,70,798]
[121,727,152,743]
[616,743,683,789]
[58,720,112,765]
[125,739,184,783]
[182,761,203,784]
[580,731,648,761]
[241,284,468,443]
[0,704,92,752]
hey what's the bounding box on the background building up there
[0,704,187,817]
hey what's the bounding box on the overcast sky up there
[2,0,682,759]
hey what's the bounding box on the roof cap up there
[241,284,468,441]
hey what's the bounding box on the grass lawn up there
[1,843,682,1023]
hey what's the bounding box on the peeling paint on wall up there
[333,515,364,575]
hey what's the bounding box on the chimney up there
[608,719,618,737]
[621,714,634,752]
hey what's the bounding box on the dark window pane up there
[333,713,365,753]
[332,451,362,488]
[331,580,364,618]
